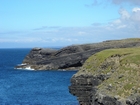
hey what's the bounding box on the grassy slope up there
[81,47,140,98]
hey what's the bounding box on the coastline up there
[14,38,140,105]
[15,38,140,71]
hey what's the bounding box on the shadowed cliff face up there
[69,47,140,105]
[15,38,140,70]
[69,74,101,105]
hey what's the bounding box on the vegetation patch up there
[81,47,140,98]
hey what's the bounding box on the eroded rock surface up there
[69,47,140,105]
[15,38,140,70]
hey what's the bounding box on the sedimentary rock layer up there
[69,47,140,105]
[16,38,140,70]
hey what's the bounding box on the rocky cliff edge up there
[69,47,140,105]
[15,38,140,70]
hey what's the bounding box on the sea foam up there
[24,66,35,70]
[16,64,35,70]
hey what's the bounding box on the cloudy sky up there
[0,0,140,48]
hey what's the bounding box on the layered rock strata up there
[69,47,140,105]
[15,38,140,70]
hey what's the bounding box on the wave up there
[24,66,35,70]
[15,64,35,71]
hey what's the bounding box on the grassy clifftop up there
[80,47,140,98]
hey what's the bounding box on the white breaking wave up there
[16,65,35,71]
[25,66,35,70]
[17,63,27,66]
[20,63,27,66]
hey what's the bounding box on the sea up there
[0,48,78,105]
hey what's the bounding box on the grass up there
[81,47,140,98]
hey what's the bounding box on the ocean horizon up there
[0,48,78,105]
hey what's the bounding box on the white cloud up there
[0,36,79,47]
[88,0,140,7]
[108,7,140,30]
[34,26,61,30]
[1,7,140,47]
[78,31,86,35]
[0,38,44,43]
[51,38,78,42]
[132,7,140,12]
[117,25,126,29]
[119,8,130,20]
[131,7,140,22]
[111,19,121,25]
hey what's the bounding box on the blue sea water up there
[0,48,78,105]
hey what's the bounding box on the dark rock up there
[69,73,140,105]
[15,38,140,70]
[69,43,140,105]
[69,74,103,105]
[32,47,42,51]
[126,94,140,105]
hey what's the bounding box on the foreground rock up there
[69,47,140,105]
[15,38,140,70]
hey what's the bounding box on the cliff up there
[15,38,140,70]
[69,47,140,105]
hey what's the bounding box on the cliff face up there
[69,47,140,105]
[15,38,140,70]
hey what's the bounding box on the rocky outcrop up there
[69,47,140,105]
[69,74,101,105]
[69,74,127,105]
[15,38,140,70]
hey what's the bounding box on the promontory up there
[15,38,140,70]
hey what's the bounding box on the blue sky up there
[0,0,140,48]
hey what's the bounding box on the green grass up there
[124,83,134,90]
[81,47,140,98]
